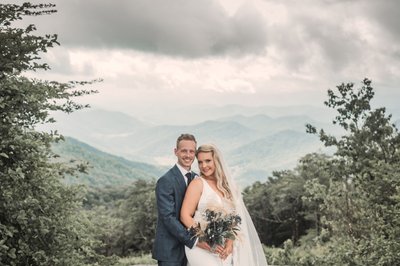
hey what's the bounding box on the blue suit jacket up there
[152,165,196,263]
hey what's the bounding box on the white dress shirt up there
[176,163,191,185]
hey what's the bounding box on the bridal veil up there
[213,145,268,266]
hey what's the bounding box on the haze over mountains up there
[44,104,400,186]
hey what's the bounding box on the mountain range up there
[43,104,399,187]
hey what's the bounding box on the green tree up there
[297,153,332,237]
[79,181,158,257]
[244,153,331,247]
[86,205,124,257]
[118,179,157,255]
[306,79,400,265]
[83,186,127,257]
[243,181,274,245]
[0,3,113,265]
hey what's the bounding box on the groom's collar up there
[175,163,191,177]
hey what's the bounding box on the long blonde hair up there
[196,144,233,200]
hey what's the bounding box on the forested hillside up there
[52,137,165,187]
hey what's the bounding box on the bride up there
[180,144,268,266]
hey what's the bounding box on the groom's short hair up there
[176,133,197,148]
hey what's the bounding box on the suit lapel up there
[172,165,186,191]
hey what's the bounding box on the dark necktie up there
[185,172,192,185]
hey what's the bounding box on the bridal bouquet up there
[190,206,241,249]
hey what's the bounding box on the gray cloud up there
[367,0,400,41]
[262,0,400,78]
[26,0,268,57]
[7,0,400,109]
[13,0,399,69]
[300,17,363,71]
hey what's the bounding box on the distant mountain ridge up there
[227,130,327,184]
[43,106,347,186]
[122,103,339,125]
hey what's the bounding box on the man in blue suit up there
[152,133,209,266]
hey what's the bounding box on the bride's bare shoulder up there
[190,177,203,186]
[187,178,203,192]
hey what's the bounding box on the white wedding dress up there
[185,177,268,266]
[185,177,234,266]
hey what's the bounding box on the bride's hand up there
[219,239,233,260]
[213,245,224,255]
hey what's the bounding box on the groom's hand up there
[196,241,211,251]
[196,241,225,256]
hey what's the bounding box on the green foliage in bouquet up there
[191,209,241,248]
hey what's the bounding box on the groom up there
[152,133,209,266]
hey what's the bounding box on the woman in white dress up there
[180,144,268,266]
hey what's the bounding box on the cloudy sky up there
[9,0,400,118]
